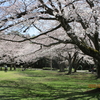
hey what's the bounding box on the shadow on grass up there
[66,88,100,100]
[0,79,100,100]
[0,83,100,100]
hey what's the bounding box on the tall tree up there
[0,0,100,77]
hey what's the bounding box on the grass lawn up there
[0,69,100,100]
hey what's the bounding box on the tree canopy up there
[0,0,100,77]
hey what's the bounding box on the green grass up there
[0,69,100,100]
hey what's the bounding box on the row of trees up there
[0,34,94,77]
[0,33,92,74]
[0,0,100,77]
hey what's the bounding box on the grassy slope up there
[0,69,100,100]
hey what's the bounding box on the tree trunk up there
[0,67,2,70]
[59,63,65,72]
[59,66,65,72]
[74,64,80,73]
[97,63,100,78]
[74,67,77,73]
[13,65,16,70]
[10,65,12,70]
[67,65,73,75]
[50,59,53,70]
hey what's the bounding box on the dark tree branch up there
[32,23,42,32]
[47,35,74,44]
[23,26,31,32]
[64,0,80,8]
[93,31,99,51]
[0,0,6,4]
[57,0,62,11]
[75,12,89,29]
[48,0,59,12]
[0,24,61,42]
[38,16,56,20]
[30,41,61,47]
[38,0,54,15]
[0,16,57,32]
[86,0,94,8]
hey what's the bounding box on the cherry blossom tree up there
[0,0,100,77]
[54,44,86,74]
